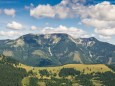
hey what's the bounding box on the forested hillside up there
[0,55,27,86]
[0,55,115,86]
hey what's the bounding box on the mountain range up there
[0,33,115,66]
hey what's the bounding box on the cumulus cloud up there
[95,28,115,36]
[79,1,115,22]
[4,9,15,17]
[30,1,115,39]
[82,19,115,28]
[99,35,111,40]
[82,19,115,37]
[0,31,22,37]
[79,1,115,39]
[39,25,89,38]
[79,1,115,21]
[31,26,37,30]
[30,0,115,20]
[30,0,81,19]
[30,4,55,18]
[7,21,23,30]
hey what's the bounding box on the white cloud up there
[82,19,115,37]
[99,35,111,40]
[16,0,115,41]
[31,0,115,39]
[40,25,89,38]
[54,5,72,19]
[4,9,15,17]
[30,0,81,19]
[31,26,37,30]
[79,1,115,39]
[30,4,55,18]
[95,28,115,36]
[82,19,115,28]
[30,0,115,20]
[7,21,23,30]
[0,31,22,37]
[79,1,115,21]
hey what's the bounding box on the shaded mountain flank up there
[0,33,115,66]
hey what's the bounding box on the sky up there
[0,0,115,44]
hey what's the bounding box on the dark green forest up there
[0,55,27,86]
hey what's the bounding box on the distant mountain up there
[0,33,115,66]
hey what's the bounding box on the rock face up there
[0,33,115,66]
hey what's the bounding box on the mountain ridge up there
[0,33,115,66]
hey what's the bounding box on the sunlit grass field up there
[19,64,113,86]
[18,64,112,76]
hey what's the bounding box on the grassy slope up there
[18,64,113,86]
[19,64,112,74]
[1,55,114,86]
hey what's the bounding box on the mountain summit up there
[0,33,115,66]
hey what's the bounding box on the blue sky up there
[0,0,115,44]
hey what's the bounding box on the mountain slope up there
[0,33,115,66]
